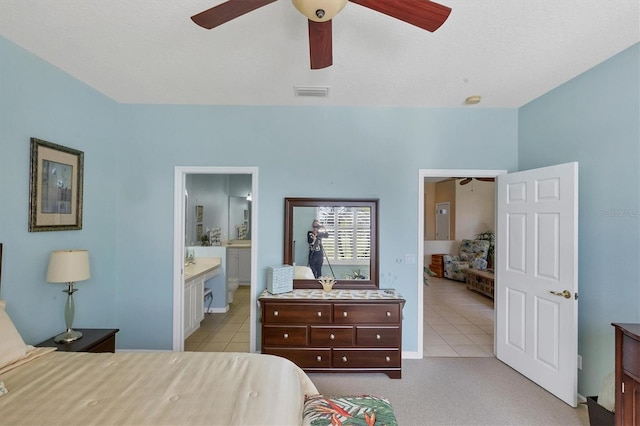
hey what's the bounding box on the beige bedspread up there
[0,351,318,426]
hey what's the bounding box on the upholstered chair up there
[443,239,491,282]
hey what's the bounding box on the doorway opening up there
[173,166,258,352]
[418,169,505,358]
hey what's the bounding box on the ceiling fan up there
[191,0,451,69]
[457,177,495,185]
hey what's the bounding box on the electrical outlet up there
[578,354,582,370]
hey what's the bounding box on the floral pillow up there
[303,394,398,426]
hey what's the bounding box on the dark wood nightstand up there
[36,329,119,353]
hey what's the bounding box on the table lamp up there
[46,249,90,343]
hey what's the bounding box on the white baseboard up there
[402,351,420,359]
[206,306,229,314]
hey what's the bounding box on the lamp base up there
[54,329,83,344]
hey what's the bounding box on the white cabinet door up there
[184,276,204,338]
[238,248,251,283]
[184,281,194,337]
[194,276,205,324]
[227,248,239,283]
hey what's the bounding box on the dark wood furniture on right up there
[36,328,119,353]
[429,254,445,278]
[466,269,495,299]
[612,323,640,426]
[260,290,405,379]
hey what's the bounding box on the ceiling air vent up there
[294,86,330,97]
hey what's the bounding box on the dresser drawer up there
[310,326,354,346]
[266,348,332,368]
[263,326,308,346]
[333,303,401,324]
[263,303,331,324]
[356,326,401,347]
[333,349,401,368]
[622,334,640,378]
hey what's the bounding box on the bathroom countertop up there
[222,240,251,248]
[184,257,221,281]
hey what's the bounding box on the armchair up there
[443,239,491,282]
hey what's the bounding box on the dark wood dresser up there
[259,289,405,378]
[612,323,640,426]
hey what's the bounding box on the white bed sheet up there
[0,351,318,426]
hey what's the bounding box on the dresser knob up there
[283,333,289,339]
[385,356,391,362]
[274,311,279,317]
[317,312,322,317]
[330,334,335,340]
[342,312,348,317]
[342,356,348,363]
[376,334,381,340]
[386,311,391,317]
[316,356,322,362]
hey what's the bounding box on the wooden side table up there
[429,254,446,278]
[36,329,119,353]
[466,269,495,299]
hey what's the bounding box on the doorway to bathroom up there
[172,166,258,353]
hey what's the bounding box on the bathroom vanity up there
[184,257,221,338]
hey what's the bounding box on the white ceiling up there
[1,0,638,107]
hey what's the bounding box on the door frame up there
[417,169,506,357]
[172,166,258,352]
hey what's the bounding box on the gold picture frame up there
[29,138,84,232]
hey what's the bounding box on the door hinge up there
[575,292,578,300]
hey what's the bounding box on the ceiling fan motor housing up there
[292,0,348,21]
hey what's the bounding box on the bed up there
[0,300,319,426]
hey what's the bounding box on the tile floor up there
[186,278,494,358]
[424,275,495,357]
[185,286,251,352]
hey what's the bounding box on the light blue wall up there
[0,37,119,343]
[6,34,636,395]
[112,104,518,349]
[519,43,640,395]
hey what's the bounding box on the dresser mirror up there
[284,198,379,289]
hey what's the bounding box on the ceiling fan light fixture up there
[292,0,348,21]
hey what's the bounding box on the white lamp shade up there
[46,250,90,283]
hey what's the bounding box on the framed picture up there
[196,205,203,223]
[196,223,203,240]
[29,138,84,232]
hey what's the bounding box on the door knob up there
[549,290,571,299]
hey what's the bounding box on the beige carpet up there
[308,357,590,425]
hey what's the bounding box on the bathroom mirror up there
[284,198,379,289]
[229,196,250,240]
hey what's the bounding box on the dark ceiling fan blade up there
[308,20,332,69]
[476,177,495,182]
[191,0,278,29]
[348,0,451,32]
[459,178,472,185]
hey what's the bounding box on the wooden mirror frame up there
[284,197,379,289]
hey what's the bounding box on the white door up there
[435,202,450,240]
[496,162,578,407]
